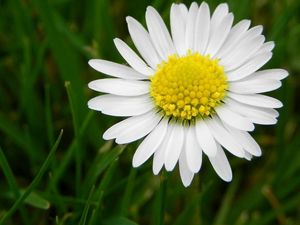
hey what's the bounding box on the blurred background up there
[0,0,299,224]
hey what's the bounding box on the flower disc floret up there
[150,52,228,120]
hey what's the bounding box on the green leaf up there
[21,190,50,210]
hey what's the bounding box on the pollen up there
[150,52,228,121]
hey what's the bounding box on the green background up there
[0,0,299,224]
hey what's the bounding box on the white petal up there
[255,41,275,55]
[216,105,254,131]
[194,2,210,54]
[185,126,202,173]
[228,92,283,108]
[226,52,273,81]
[205,13,233,57]
[185,2,198,51]
[225,125,262,156]
[215,19,251,59]
[116,112,161,144]
[88,59,146,80]
[179,150,194,187]
[244,25,263,37]
[265,108,279,117]
[126,16,161,69]
[221,35,265,71]
[153,127,171,175]
[88,94,154,117]
[146,6,175,60]
[103,110,160,141]
[195,120,217,157]
[244,152,253,161]
[207,117,245,158]
[204,3,228,55]
[218,25,263,62]
[229,78,281,94]
[113,38,154,76]
[243,69,289,81]
[210,3,229,26]
[219,29,265,68]
[208,143,232,182]
[170,4,187,56]
[179,3,188,18]
[225,97,280,118]
[132,118,168,167]
[164,123,185,171]
[88,79,150,96]
[224,98,278,125]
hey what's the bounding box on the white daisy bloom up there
[88,2,288,187]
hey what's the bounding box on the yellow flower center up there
[150,52,228,121]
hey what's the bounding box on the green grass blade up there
[101,217,138,225]
[50,111,94,189]
[248,194,300,225]
[78,186,95,225]
[92,0,115,58]
[120,168,136,216]
[65,81,81,196]
[33,0,87,123]
[89,161,118,225]
[174,181,213,225]
[82,145,125,196]
[213,176,240,225]
[20,190,50,210]
[0,113,38,157]
[0,130,63,225]
[0,148,30,225]
[153,173,168,225]
[0,148,20,198]
[45,84,54,146]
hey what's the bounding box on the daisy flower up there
[87,2,288,187]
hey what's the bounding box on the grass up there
[0,0,299,224]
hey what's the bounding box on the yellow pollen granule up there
[150,52,228,121]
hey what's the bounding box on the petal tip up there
[200,1,209,7]
[132,160,140,168]
[146,5,155,11]
[102,132,113,141]
[88,59,97,67]
[126,16,134,24]
[113,37,120,43]
[152,167,160,175]
[223,176,233,182]
[165,163,176,172]
[277,101,283,108]
[87,81,96,90]
[249,124,255,132]
[191,2,198,7]
[182,180,192,187]
[132,153,143,168]
[87,98,99,111]
[255,150,262,157]
[281,69,289,79]
[220,171,233,182]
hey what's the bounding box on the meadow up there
[0,0,299,224]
